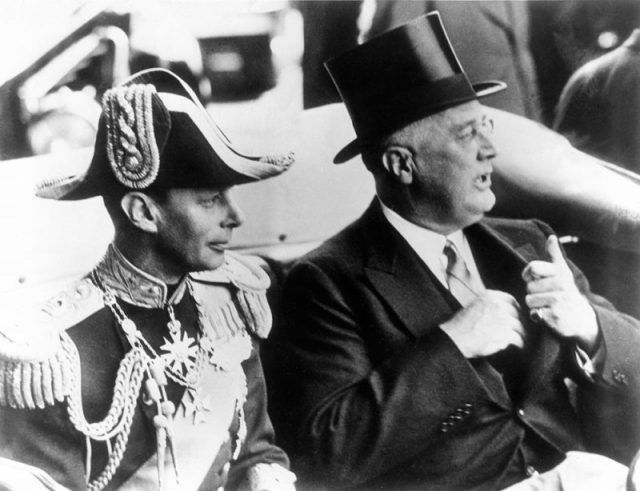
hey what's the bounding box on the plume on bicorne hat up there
[36,68,294,200]
[325,11,507,164]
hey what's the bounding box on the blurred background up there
[2,0,640,315]
[5,0,640,160]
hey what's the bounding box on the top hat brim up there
[333,80,507,164]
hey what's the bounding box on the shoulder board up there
[190,252,272,339]
[0,277,101,410]
[190,251,271,292]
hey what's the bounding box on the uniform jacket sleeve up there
[226,338,292,490]
[556,230,640,463]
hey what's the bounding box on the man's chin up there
[480,191,496,214]
[190,253,226,273]
[464,197,495,227]
[207,255,226,271]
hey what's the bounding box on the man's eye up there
[457,127,477,141]
[202,194,222,206]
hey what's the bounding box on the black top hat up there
[325,11,506,164]
[37,69,294,200]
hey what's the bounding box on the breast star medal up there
[160,317,198,376]
[181,387,212,424]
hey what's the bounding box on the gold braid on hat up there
[103,84,160,189]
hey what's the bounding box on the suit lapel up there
[361,205,511,406]
[466,221,564,403]
[362,201,458,340]
[466,222,531,306]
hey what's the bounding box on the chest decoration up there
[0,249,272,491]
[68,275,254,491]
[160,306,198,378]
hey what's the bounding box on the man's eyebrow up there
[451,118,477,132]
[197,188,224,198]
[451,115,488,132]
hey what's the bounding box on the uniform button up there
[517,408,525,418]
[526,465,538,477]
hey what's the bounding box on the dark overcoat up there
[266,200,640,490]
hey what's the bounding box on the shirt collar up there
[378,199,476,286]
[92,244,189,309]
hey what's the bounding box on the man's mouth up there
[474,172,492,187]
[209,243,228,252]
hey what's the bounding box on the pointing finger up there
[546,235,568,268]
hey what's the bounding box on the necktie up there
[443,240,480,306]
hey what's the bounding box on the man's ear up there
[120,192,160,233]
[381,146,414,184]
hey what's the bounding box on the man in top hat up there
[265,12,640,490]
[0,69,296,490]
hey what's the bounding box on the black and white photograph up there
[1,1,640,490]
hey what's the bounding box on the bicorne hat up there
[37,68,294,200]
[325,11,507,164]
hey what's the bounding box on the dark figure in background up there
[0,69,296,490]
[529,0,640,125]
[265,13,640,491]
[554,29,640,173]
[551,28,640,322]
[296,0,363,109]
[365,0,542,121]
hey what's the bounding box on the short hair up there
[102,186,169,229]
[361,116,438,172]
[102,188,128,228]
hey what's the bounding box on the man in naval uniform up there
[0,69,296,491]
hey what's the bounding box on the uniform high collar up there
[92,244,189,309]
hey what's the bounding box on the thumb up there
[546,235,568,267]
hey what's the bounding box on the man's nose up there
[477,131,497,161]
[225,198,245,228]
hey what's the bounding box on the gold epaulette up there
[190,252,273,338]
[0,278,103,409]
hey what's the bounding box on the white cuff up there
[248,463,296,491]
[575,338,605,380]
[575,346,595,378]
[0,457,69,491]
